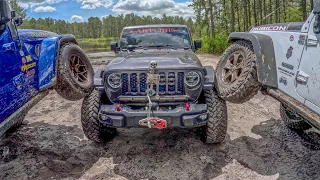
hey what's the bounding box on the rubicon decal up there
[250,26,287,31]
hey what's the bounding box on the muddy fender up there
[228,32,278,88]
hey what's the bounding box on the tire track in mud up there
[0,53,319,180]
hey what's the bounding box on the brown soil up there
[0,52,319,180]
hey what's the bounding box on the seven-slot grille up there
[121,72,185,96]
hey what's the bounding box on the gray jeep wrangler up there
[81,25,227,144]
[215,0,320,135]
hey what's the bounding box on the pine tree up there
[9,0,27,20]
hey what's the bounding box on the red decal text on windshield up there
[129,28,178,33]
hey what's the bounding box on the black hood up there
[106,49,203,71]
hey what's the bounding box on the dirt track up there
[1,53,320,180]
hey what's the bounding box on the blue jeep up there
[0,0,94,137]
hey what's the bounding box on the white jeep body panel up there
[250,12,320,115]
[296,14,320,114]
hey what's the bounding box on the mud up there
[1,52,319,180]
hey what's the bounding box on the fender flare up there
[58,34,78,46]
[38,34,79,90]
[55,34,79,78]
[228,32,278,88]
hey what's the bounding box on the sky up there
[19,0,195,22]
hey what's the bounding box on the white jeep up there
[215,0,320,136]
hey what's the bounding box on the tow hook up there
[138,94,168,129]
[153,118,167,129]
[139,118,167,129]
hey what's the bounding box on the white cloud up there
[113,0,195,19]
[19,0,65,9]
[34,6,56,12]
[71,15,84,22]
[113,0,175,12]
[77,0,113,9]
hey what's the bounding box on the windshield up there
[0,0,11,32]
[120,27,192,49]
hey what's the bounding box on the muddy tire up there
[55,43,94,101]
[6,115,25,133]
[280,103,311,131]
[201,89,228,144]
[81,89,116,143]
[215,40,260,104]
[300,129,320,150]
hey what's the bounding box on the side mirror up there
[314,0,320,14]
[11,11,16,18]
[14,17,23,26]
[194,40,202,50]
[110,42,118,52]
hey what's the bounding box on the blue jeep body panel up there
[18,29,60,90]
[0,26,76,123]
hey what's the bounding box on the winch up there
[138,95,167,129]
[138,61,168,129]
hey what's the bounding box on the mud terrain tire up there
[56,43,94,101]
[7,115,25,133]
[215,40,260,104]
[202,89,228,144]
[280,103,311,130]
[81,89,116,143]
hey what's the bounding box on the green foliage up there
[199,34,230,54]
[10,0,316,54]
[286,7,304,22]
[190,0,314,54]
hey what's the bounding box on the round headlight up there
[107,73,122,89]
[185,71,200,87]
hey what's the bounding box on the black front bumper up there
[99,104,208,128]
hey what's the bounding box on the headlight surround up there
[107,73,122,89]
[184,71,200,87]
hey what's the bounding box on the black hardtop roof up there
[123,24,188,29]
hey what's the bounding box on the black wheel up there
[280,103,311,130]
[7,115,26,133]
[81,89,116,143]
[300,129,320,150]
[12,115,24,128]
[55,43,94,101]
[201,89,228,144]
[215,40,260,104]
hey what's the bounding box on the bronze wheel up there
[215,40,260,104]
[69,54,89,85]
[56,43,94,101]
[222,51,245,84]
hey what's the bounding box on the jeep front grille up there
[121,72,185,96]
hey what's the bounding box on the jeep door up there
[0,4,33,122]
[296,13,320,115]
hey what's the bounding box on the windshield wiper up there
[147,45,172,48]
[145,45,178,50]
[121,45,144,51]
